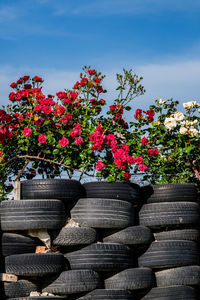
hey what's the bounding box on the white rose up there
[189,127,198,137]
[185,120,192,127]
[174,111,185,122]
[164,117,177,131]
[179,127,188,135]
[180,120,186,126]
[192,119,198,127]
[183,101,198,109]
[158,98,166,105]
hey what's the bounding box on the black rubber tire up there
[71,198,134,229]
[65,243,133,272]
[155,265,200,287]
[139,202,200,228]
[43,269,101,294]
[2,233,38,256]
[0,200,66,231]
[4,280,38,297]
[21,179,85,202]
[8,298,67,300]
[105,267,154,290]
[138,240,199,269]
[141,183,198,203]
[140,285,197,300]
[83,181,140,203]
[103,226,153,245]
[53,227,97,246]
[5,253,64,276]
[154,229,200,242]
[76,289,133,300]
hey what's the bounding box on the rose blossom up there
[173,111,185,122]
[141,137,149,146]
[75,136,84,145]
[183,101,200,110]
[135,156,143,164]
[70,124,82,138]
[139,164,148,172]
[189,127,198,137]
[147,149,159,156]
[164,117,177,131]
[158,98,166,105]
[179,127,188,135]
[38,134,47,144]
[124,172,131,180]
[95,160,105,171]
[23,127,32,137]
[59,137,69,147]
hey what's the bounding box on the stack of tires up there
[139,183,200,299]
[0,179,85,300]
[0,180,200,299]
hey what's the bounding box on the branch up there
[14,159,30,182]
[190,161,200,181]
[3,155,95,178]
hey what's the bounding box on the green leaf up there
[107,175,115,182]
[64,158,71,165]
[53,149,59,155]
[116,86,125,90]
[125,106,131,111]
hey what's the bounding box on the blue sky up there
[1,0,200,111]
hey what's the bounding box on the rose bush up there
[133,98,200,186]
[1,67,162,199]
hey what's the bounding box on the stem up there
[190,161,200,180]
[3,155,95,177]
[14,159,30,181]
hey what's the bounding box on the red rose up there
[55,123,61,129]
[10,82,16,89]
[42,105,51,114]
[146,116,154,123]
[95,78,101,83]
[128,156,136,164]
[38,134,47,144]
[121,144,129,152]
[141,137,149,146]
[35,105,42,113]
[9,92,15,101]
[147,110,155,117]
[97,85,103,93]
[26,111,31,118]
[115,114,122,122]
[95,160,105,171]
[33,76,43,82]
[23,76,30,82]
[134,109,143,120]
[59,137,69,147]
[75,136,84,145]
[124,172,131,181]
[23,127,32,137]
[17,79,23,84]
[70,124,81,138]
[56,91,67,99]
[139,164,148,172]
[135,156,143,164]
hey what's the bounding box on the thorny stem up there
[14,159,30,181]
[190,161,200,181]
[4,155,96,178]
